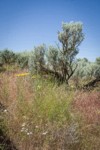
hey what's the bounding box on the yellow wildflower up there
[16,73,30,77]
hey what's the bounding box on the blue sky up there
[0,0,100,61]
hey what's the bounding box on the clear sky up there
[0,0,100,61]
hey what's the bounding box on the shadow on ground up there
[0,102,18,150]
[0,129,18,150]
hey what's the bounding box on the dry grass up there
[73,91,100,124]
[0,71,100,150]
[72,91,100,150]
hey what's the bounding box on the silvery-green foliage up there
[94,57,100,78]
[96,57,100,65]
[29,44,46,74]
[73,58,89,78]
[74,58,100,79]
[58,21,84,59]
[16,51,30,69]
[0,51,4,66]
[0,51,5,71]
[57,22,84,83]
[93,57,100,78]
[0,49,16,65]
[46,46,59,71]
[93,64,100,78]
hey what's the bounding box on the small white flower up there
[21,129,24,132]
[25,128,28,132]
[22,123,26,127]
[4,109,7,113]
[21,127,24,130]
[29,132,32,135]
[27,132,32,135]
[42,131,48,135]
[21,127,26,132]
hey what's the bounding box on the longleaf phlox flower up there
[16,73,30,77]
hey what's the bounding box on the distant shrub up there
[0,49,16,65]
[29,44,46,74]
[74,58,100,79]
[16,52,30,69]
